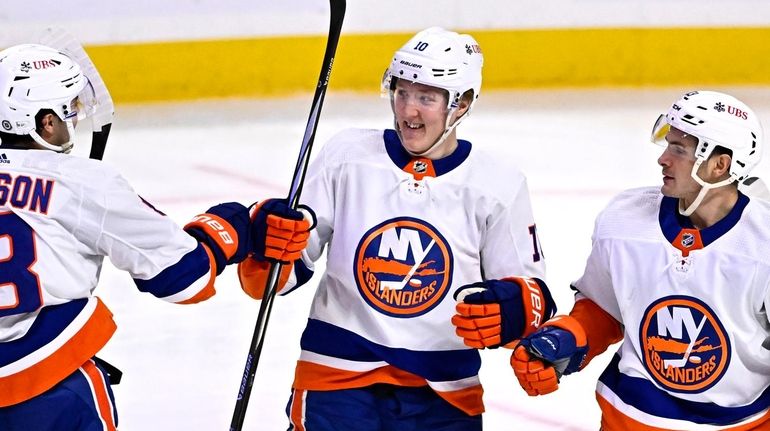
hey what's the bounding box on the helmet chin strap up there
[28,120,75,154]
[679,158,735,216]
[395,106,471,159]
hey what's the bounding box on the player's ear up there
[455,90,474,117]
[38,113,57,137]
[711,153,732,179]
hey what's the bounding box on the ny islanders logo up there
[354,217,453,317]
[640,296,730,393]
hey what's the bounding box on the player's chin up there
[402,139,431,155]
[399,130,427,151]
[660,177,675,193]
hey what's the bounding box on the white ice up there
[85,87,770,430]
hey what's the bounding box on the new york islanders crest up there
[640,295,731,393]
[353,217,453,317]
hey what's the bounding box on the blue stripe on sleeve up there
[600,354,770,425]
[133,244,210,298]
[300,318,480,382]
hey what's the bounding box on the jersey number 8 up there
[0,212,42,317]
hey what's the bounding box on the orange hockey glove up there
[237,199,315,299]
[510,315,588,396]
[451,276,556,349]
[249,199,314,264]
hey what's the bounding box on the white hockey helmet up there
[651,90,764,215]
[382,27,483,157]
[383,27,483,111]
[652,90,763,182]
[0,43,95,152]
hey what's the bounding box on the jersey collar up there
[659,192,750,254]
[383,129,471,180]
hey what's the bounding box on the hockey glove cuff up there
[184,202,251,274]
[237,259,294,300]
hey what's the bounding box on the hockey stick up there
[662,315,706,369]
[229,1,346,429]
[37,28,115,160]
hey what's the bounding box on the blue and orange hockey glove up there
[237,199,315,299]
[451,277,556,349]
[249,199,314,263]
[512,299,623,396]
[184,202,251,275]
[510,315,588,396]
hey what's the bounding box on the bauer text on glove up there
[184,202,252,275]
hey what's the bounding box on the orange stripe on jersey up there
[293,360,427,391]
[432,384,484,416]
[81,360,117,431]
[570,298,623,366]
[293,360,484,416]
[597,394,770,431]
[0,298,116,407]
[178,244,217,304]
[288,389,306,431]
[726,411,770,431]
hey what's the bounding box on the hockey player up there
[500,91,770,430]
[237,27,555,430]
[0,43,313,430]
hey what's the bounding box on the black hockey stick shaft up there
[89,123,112,160]
[229,1,346,429]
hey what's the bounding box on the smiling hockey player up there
[237,27,556,430]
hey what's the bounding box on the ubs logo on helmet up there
[354,217,453,317]
[714,101,749,119]
[640,296,730,393]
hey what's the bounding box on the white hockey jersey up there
[574,186,770,430]
[0,149,216,407]
[283,128,546,415]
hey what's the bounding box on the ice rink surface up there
[83,87,770,430]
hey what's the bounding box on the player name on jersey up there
[0,172,54,214]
